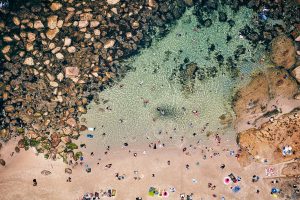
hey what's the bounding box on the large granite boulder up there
[237,109,300,165]
[270,35,296,69]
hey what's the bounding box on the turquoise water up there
[81,7,265,147]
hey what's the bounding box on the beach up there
[0,0,300,199]
[0,134,274,200]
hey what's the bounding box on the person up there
[252,175,259,182]
[33,179,37,186]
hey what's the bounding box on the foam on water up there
[81,7,265,147]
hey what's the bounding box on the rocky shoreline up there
[233,9,300,198]
[0,0,299,165]
[234,33,300,166]
[0,0,188,162]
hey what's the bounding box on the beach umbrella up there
[223,177,231,185]
[163,191,169,198]
[232,186,241,193]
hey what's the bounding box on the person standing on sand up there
[33,179,37,186]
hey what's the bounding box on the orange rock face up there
[233,68,299,132]
[270,35,296,69]
[238,109,300,165]
[234,67,300,166]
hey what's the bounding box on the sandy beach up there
[0,0,299,199]
[0,134,274,200]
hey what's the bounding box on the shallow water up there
[81,7,265,147]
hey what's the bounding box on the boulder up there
[67,46,76,53]
[47,15,58,29]
[50,2,62,11]
[78,20,89,28]
[4,105,14,112]
[13,17,20,26]
[46,28,59,40]
[90,21,99,28]
[50,133,61,147]
[270,35,296,69]
[107,0,120,5]
[34,20,44,29]
[62,127,72,135]
[57,73,64,81]
[3,36,13,42]
[26,43,34,51]
[65,67,79,78]
[50,81,59,87]
[61,136,71,144]
[94,29,100,36]
[148,0,157,7]
[291,66,300,83]
[15,146,20,153]
[183,0,193,6]
[2,45,10,54]
[64,37,71,46]
[0,129,9,138]
[18,139,25,148]
[55,52,64,60]
[23,57,34,66]
[66,118,76,127]
[27,32,36,42]
[104,39,115,49]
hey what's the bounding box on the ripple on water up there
[81,7,266,148]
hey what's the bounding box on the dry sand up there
[0,135,275,200]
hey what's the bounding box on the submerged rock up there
[270,35,296,69]
[183,0,194,6]
[218,11,227,22]
[204,19,212,27]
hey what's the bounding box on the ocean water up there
[80,7,265,148]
